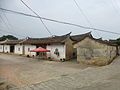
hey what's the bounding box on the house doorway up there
[10,45,14,53]
[72,48,77,62]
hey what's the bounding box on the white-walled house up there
[47,44,66,60]
[0,39,23,53]
[18,33,74,60]
[1,32,93,61]
[14,44,36,56]
[4,45,10,53]
[14,45,23,55]
[0,40,11,53]
[24,45,36,56]
[0,32,118,64]
[0,45,4,52]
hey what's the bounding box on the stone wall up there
[65,37,74,60]
[118,46,120,55]
[74,37,117,66]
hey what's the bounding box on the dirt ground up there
[0,53,90,87]
[9,56,120,90]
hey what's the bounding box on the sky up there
[0,0,120,40]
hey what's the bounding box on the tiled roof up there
[0,32,115,46]
[109,40,118,45]
[71,32,92,41]
[0,39,23,45]
[73,33,116,46]
[19,33,71,45]
[93,38,115,46]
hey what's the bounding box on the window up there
[18,48,20,51]
[0,46,2,49]
[5,47,7,50]
[28,48,30,52]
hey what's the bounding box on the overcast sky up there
[0,0,120,40]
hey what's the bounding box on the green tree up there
[0,35,18,41]
[116,38,120,45]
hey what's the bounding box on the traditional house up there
[0,42,4,53]
[109,39,120,55]
[0,39,22,53]
[73,32,117,65]
[18,33,74,60]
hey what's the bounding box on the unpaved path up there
[9,56,120,90]
[0,54,89,88]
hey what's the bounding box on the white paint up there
[14,45,23,55]
[24,45,36,56]
[4,45,10,53]
[0,45,4,52]
[47,44,66,60]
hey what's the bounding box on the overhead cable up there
[20,0,53,36]
[0,7,120,35]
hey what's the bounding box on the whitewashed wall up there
[47,44,66,60]
[24,45,36,56]
[14,45,23,55]
[4,45,10,53]
[0,45,4,52]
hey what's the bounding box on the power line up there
[1,10,26,37]
[72,0,101,37]
[111,0,120,15]
[0,7,120,35]
[1,10,14,29]
[0,14,10,30]
[0,13,25,37]
[73,0,93,27]
[0,28,25,37]
[20,0,53,36]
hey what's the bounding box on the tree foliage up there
[116,38,120,45]
[0,35,18,41]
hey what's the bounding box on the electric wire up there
[0,14,10,30]
[2,11,14,29]
[0,13,25,37]
[73,0,93,27]
[111,0,120,15]
[0,7,120,35]
[73,0,101,37]
[20,0,53,36]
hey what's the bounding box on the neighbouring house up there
[119,46,120,55]
[0,32,118,64]
[0,39,22,53]
[109,39,120,55]
[0,42,4,53]
[19,33,74,60]
[14,44,24,55]
[18,39,37,57]
[74,32,117,66]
